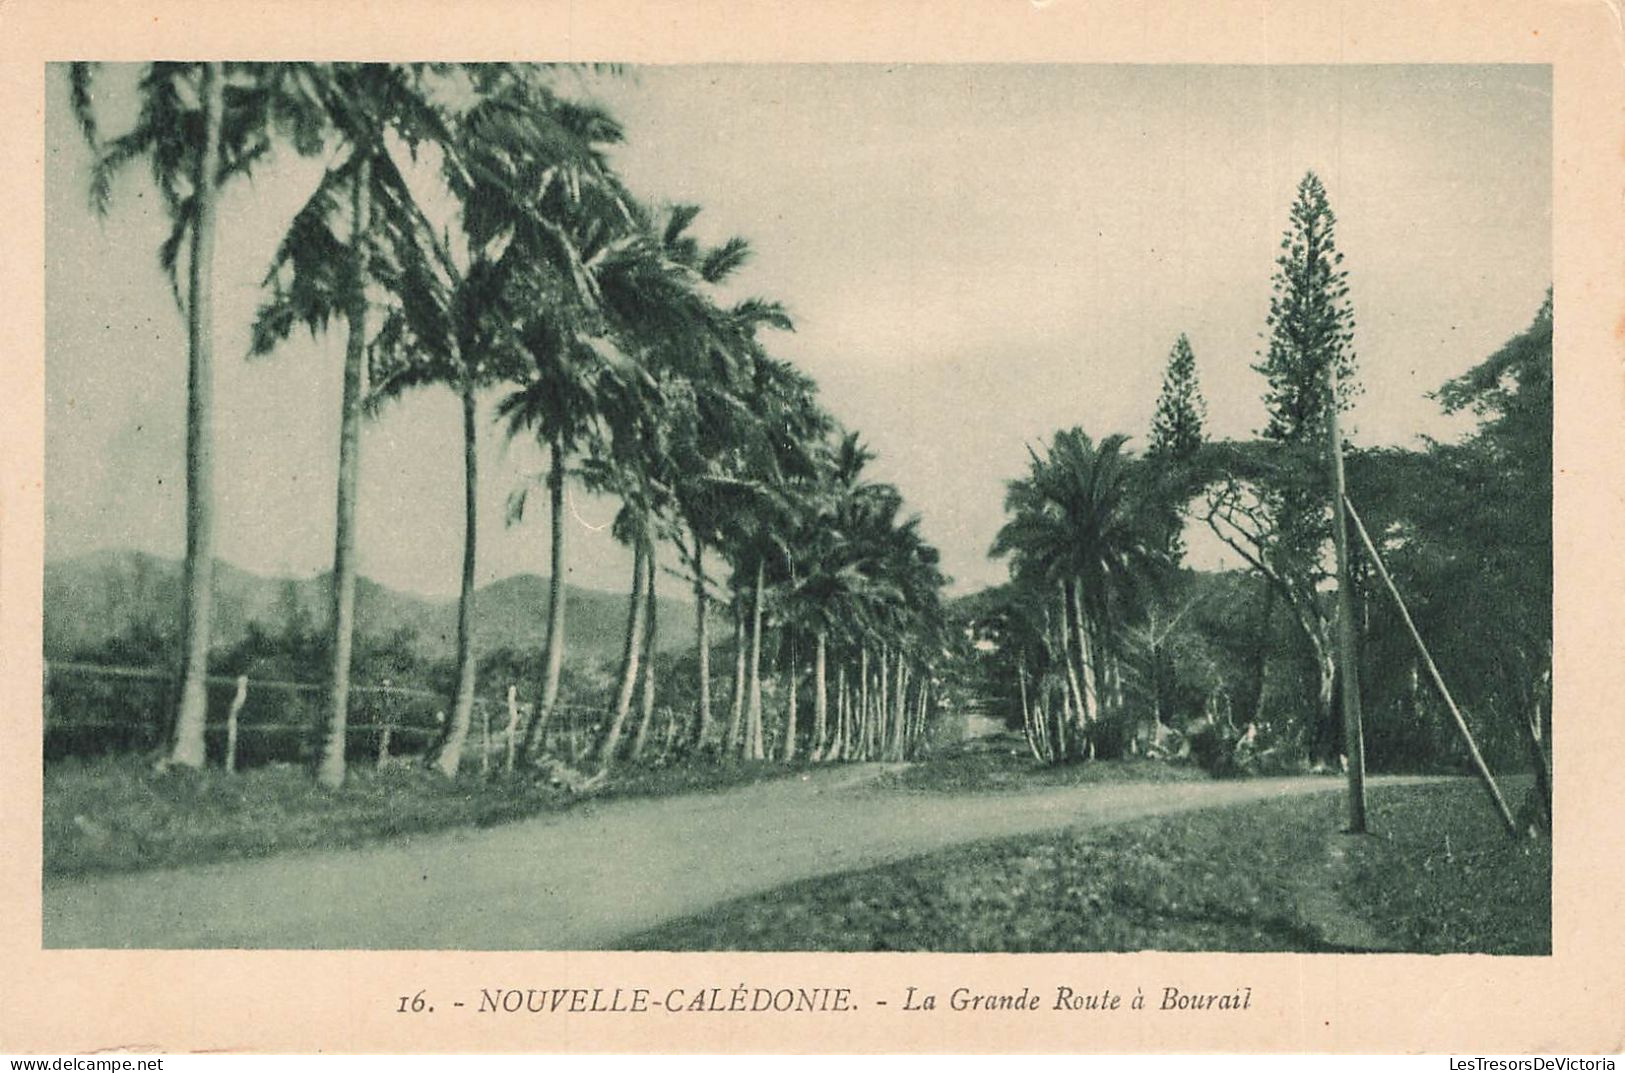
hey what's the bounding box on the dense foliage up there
[974,171,1550,792]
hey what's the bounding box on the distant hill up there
[43,549,694,667]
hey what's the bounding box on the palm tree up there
[719,356,830,761]
[510,196,746,770]
[637,209,760,755]
[992,429,1169,759]
[69,62,317,769]
[333,68,629,777]
[251,63,468,786]
[785,431,876,761]
[501,196,740,768]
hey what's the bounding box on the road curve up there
[43,769,1446,950]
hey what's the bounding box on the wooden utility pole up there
[1327,363,1368,833]
[1344,497,1519,837]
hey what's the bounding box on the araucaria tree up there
[1203,170,1360,763]
[1147,332,1207,557]
[1139,333,1208,728]
[1148,333,1206,464]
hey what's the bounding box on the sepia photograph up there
[37,59,1556,958]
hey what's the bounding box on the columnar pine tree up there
[1148,333,1206,464]
[1140,334,1209,731]
[1256,172,1358,451]
[1208,170,1360,763]
[1147,332,1208,562]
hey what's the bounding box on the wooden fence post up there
[480,701,491,775]
[504,685,520,775]
[376,680,393,769]
[225,675,248,774]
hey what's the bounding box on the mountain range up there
[43,549,695,667]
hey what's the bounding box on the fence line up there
[44,659,448,700]
[43,659,616,767]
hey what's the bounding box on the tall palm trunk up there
[858,646,870,760]
[873,647,885,758]
[523,434,569,762]
[1032,686,1053,763]
[890,657,908,761]
[745,560,766,760]
[1052,589,1077,759]
[876,643,890,758]
[691,536,712,750]
[318,152,371,790]
[725,592,746,755]
[1018,654,1040,760]
[832,662,848,760]
[631,548,659,760]
[435,380,480,777]
[911,677,929,759]
[1069,577,1100,725]
[811,630,828,760]
[782,632,799,762]
[597,539,648,767]
[169,62,224,771]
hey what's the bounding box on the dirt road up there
[43,768,1444,949]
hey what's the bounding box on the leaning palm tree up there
[500,197,723,766]
[388,73,628,777]
[423,73,634,778]
[69,62,319,769]
[636,207,760,754]
[576,364,670,768]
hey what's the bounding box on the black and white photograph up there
[37,59,1557,959]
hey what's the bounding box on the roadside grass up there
[1344,781,1549,955]
[44,733,1206,880]
[43,753,814,880]
[878,734,1210,794]
[627,779,1549,954]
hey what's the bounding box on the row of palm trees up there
[68,62,948,786]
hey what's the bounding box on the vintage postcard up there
[1,0,1622,1056]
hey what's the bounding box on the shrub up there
[1087,708,1134,760]
[1186,719,1242,777]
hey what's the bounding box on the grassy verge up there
[878,734,1209,794]
[627,779,1549,954]
[43,754,812,880]
[1344,781,1549,954]
[44,731,1202,880]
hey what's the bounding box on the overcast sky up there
[45,64,1550,597]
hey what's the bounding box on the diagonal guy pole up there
[1343,494,1520,838]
